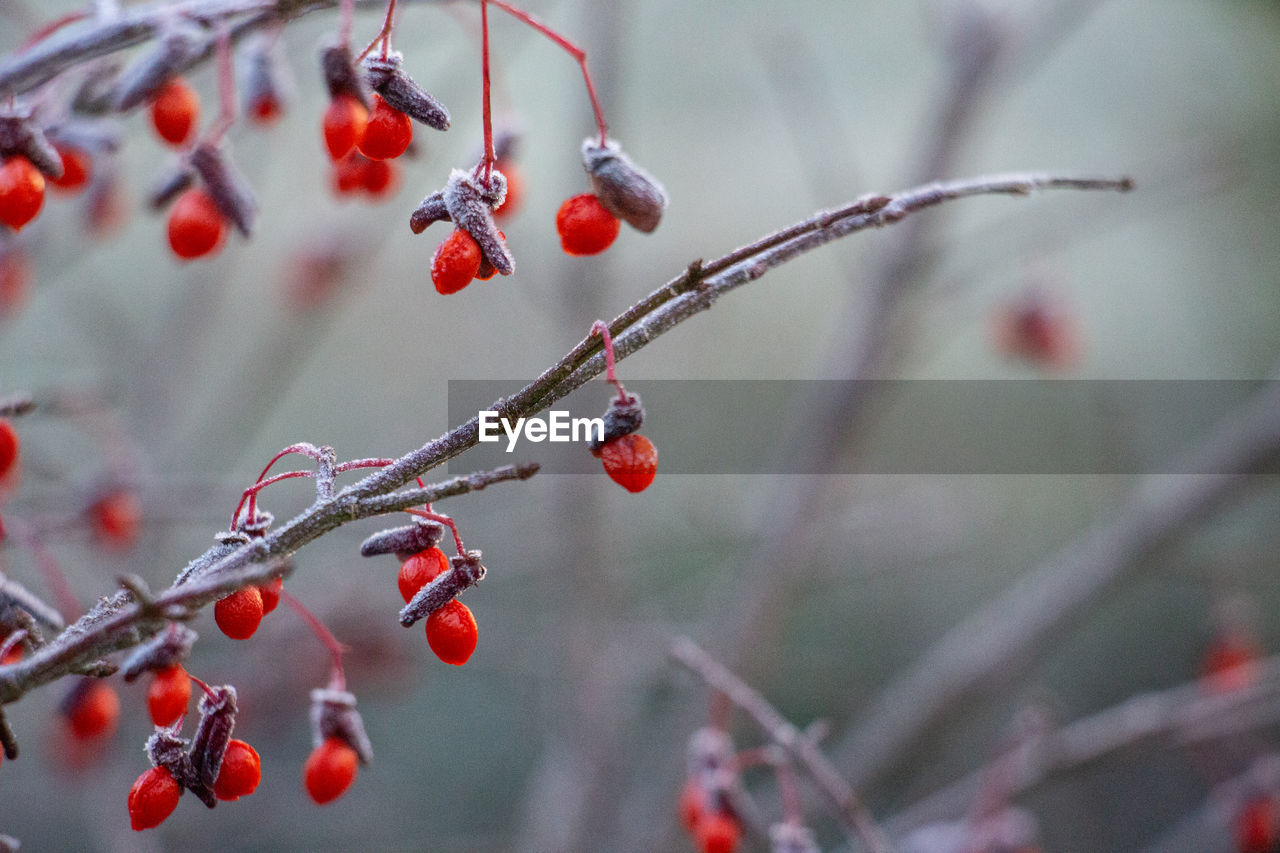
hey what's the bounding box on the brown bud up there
[113,23,207,111]
[582,139,667,233]
[359,521,446,558]
[442,169,512,275]
[588,392,644,455]
[399,551,485,627]
[188,684,237,791]
[147,160,196,211]
[120,622,198,682]
[239,32,294,122]
[363,53,449,131]
[310,687,374,765]
[190,143,257,237]
[409,191,450,234]
[320,42,369,108]
[0,114,64,180]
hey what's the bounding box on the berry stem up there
[356,0,399,62]
[775,758,805,826]
[485,0,608,144]
[338,0,356,47]
[232,443,324,531]
[10,518,81,619]
[590,320,629,402]
[405,505,465,556]
[19,11,89,51]
[206,24,237,143]
[279,589,348,690]
[187,672,221,702]
[479,0,494,183]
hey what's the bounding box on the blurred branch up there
[833,378,1280,792]
[671,635,893,853]
[889,655,1280,835]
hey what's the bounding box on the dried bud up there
[442,169,513,275]
[190,143,257,237]
[0,113,64,180]
[188,684,237,791]
[582,139,667,233]
[70,61,123,115]
[113,23,208,111]
[409,190,449,234]
[363,53,449,131]
[492,128,520,163]
[239,33,293,123]
[588,392,644,455]
[359,521,446,558]
[45,120,121,156]
[147,160,196,210]
[121,622,198,682]
[310,687,374,765]
[399,551,485,627]
[320,42,369,108]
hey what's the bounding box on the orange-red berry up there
[1,631,22,666]
[0,419,18,481]
[426,599,478,666]
[150,78,200,147]
[128,766,181,830]
[147,665,191,728]
[89,489,142,549]
[357,95,412,161]
[213,738,262,801]
[0,156,45,232]
[599,434,658,493]
[556,193,619,256]
[678,780,705,834]
[695,813,741,853]
[323,94,368,161]
[258,576,283,615]
[304,736,358,804]
[67,682,120,740]
[361,157,398,199]
[398,547,449,603]
[249,93,283,125]
[214,586,265,640]
[494,160,522,219]
[50,144,92,193]
[431,229,482,295]
[167,188,227,260]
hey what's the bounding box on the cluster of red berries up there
[678,780,742,853]
[213,575,283,640]
[127,719,262,829]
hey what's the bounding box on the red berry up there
[214,586,265,640]
[147,665,191,728]
[150,78,200,147]
[599,434,658,493]
[304,736,358,804]
[357,95,412,161]
[398,547,449,603]
[167,188,227,260]
[323,94,368,161]
[67,682,120,740]
[494,161,522,219]
[361,157,399,199]
[556,193,620,256]
[0,156,45,232]
[89,489,142,549]
[678,780,705,834]
[0,419,18,482]
[50,144,92,193]
[1,632,22,665]
[258,576,283,615]
[213,738,262,801]
[1203,632,1261,693]
[696,813,741,853]
[431,229,482,295]
[426,599,478,666]
[128,765,181,831]
[249,93,283,125]
[1237,795,1279,853]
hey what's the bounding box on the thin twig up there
[671,636,894,853]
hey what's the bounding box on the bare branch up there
[832,377,1280,792]
[671,635,894,853]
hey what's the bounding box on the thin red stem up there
[356,0,399,62]
[207,25,237,143]
[187,672,220,702]
[479,0,494,182]
[231,444,320,531]
[405,506,465,556]
[232,470,315,531]
[590,320,628,401]
[486,0,608,144]
[333,458,395,474]
[12,519,81,619]
[20,11,89,51]
[775,759,805,826]
[280,589,348,690]
[338,0,356,46]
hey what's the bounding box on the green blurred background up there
[1,0,1279,850]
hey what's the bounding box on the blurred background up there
[1,0,1279,850]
